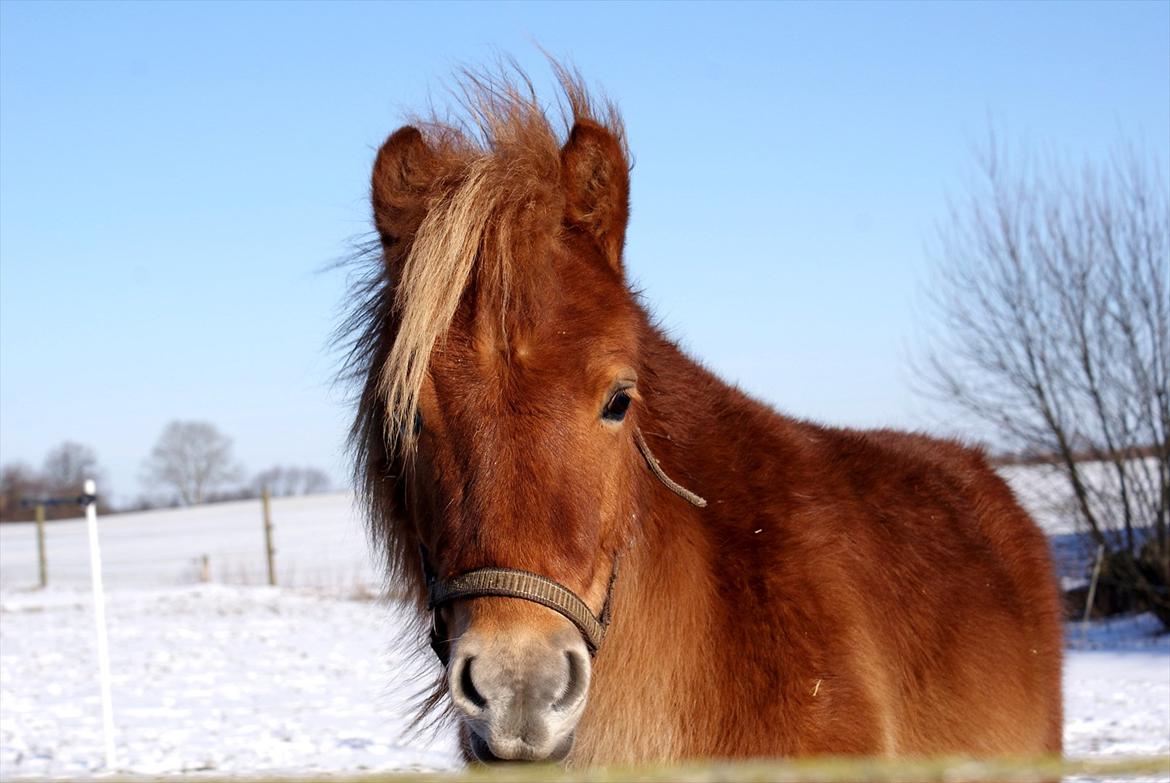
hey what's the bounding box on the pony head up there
[349,64,649,762]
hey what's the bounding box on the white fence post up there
[84,479,117,770]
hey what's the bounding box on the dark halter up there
[422,427,706,665]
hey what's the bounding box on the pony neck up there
[578,330,757,762]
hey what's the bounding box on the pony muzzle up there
[448,623,591,763]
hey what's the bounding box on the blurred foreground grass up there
[105,755,1170,783]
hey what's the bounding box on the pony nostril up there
[458,656,488,710]
[553,649,588,711]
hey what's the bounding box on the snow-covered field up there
[1,584,1167,779]
[0,493,377,591]
[1064,615,1170,760]
[0,586,459,778]
[1,483,1167,780]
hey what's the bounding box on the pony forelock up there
[376,60,626,458]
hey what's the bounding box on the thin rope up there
[634,427,708,508]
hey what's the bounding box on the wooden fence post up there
[1081,543,1106,644]
[262,489,276,586]
[35,503,47,588]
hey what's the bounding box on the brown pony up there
[343,64,1063,766]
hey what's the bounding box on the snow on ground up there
[1,585,1167,779]
[1064,613,1170,759]
[0,586,459,778]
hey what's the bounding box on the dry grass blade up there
[98,755,1170,783]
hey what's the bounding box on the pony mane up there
[338,60,627,589]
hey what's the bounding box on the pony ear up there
[560,120,630,272]
[371,126,437,251]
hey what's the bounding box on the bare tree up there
[252,465,332,497]
[141,421,243,506]
[42,441,100,496]
[0,444,108,520]
[922,140,1169,627]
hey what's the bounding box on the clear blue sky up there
[2,1,1168,503]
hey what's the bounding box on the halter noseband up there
[422,427,705,664]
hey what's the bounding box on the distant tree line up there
[0,442,112,521]
[0,420,334,523]
[990,445,1162,468]
[251,465,332,497]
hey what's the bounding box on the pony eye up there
[602,390,633,422]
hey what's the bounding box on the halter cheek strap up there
[422,426,705,663]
